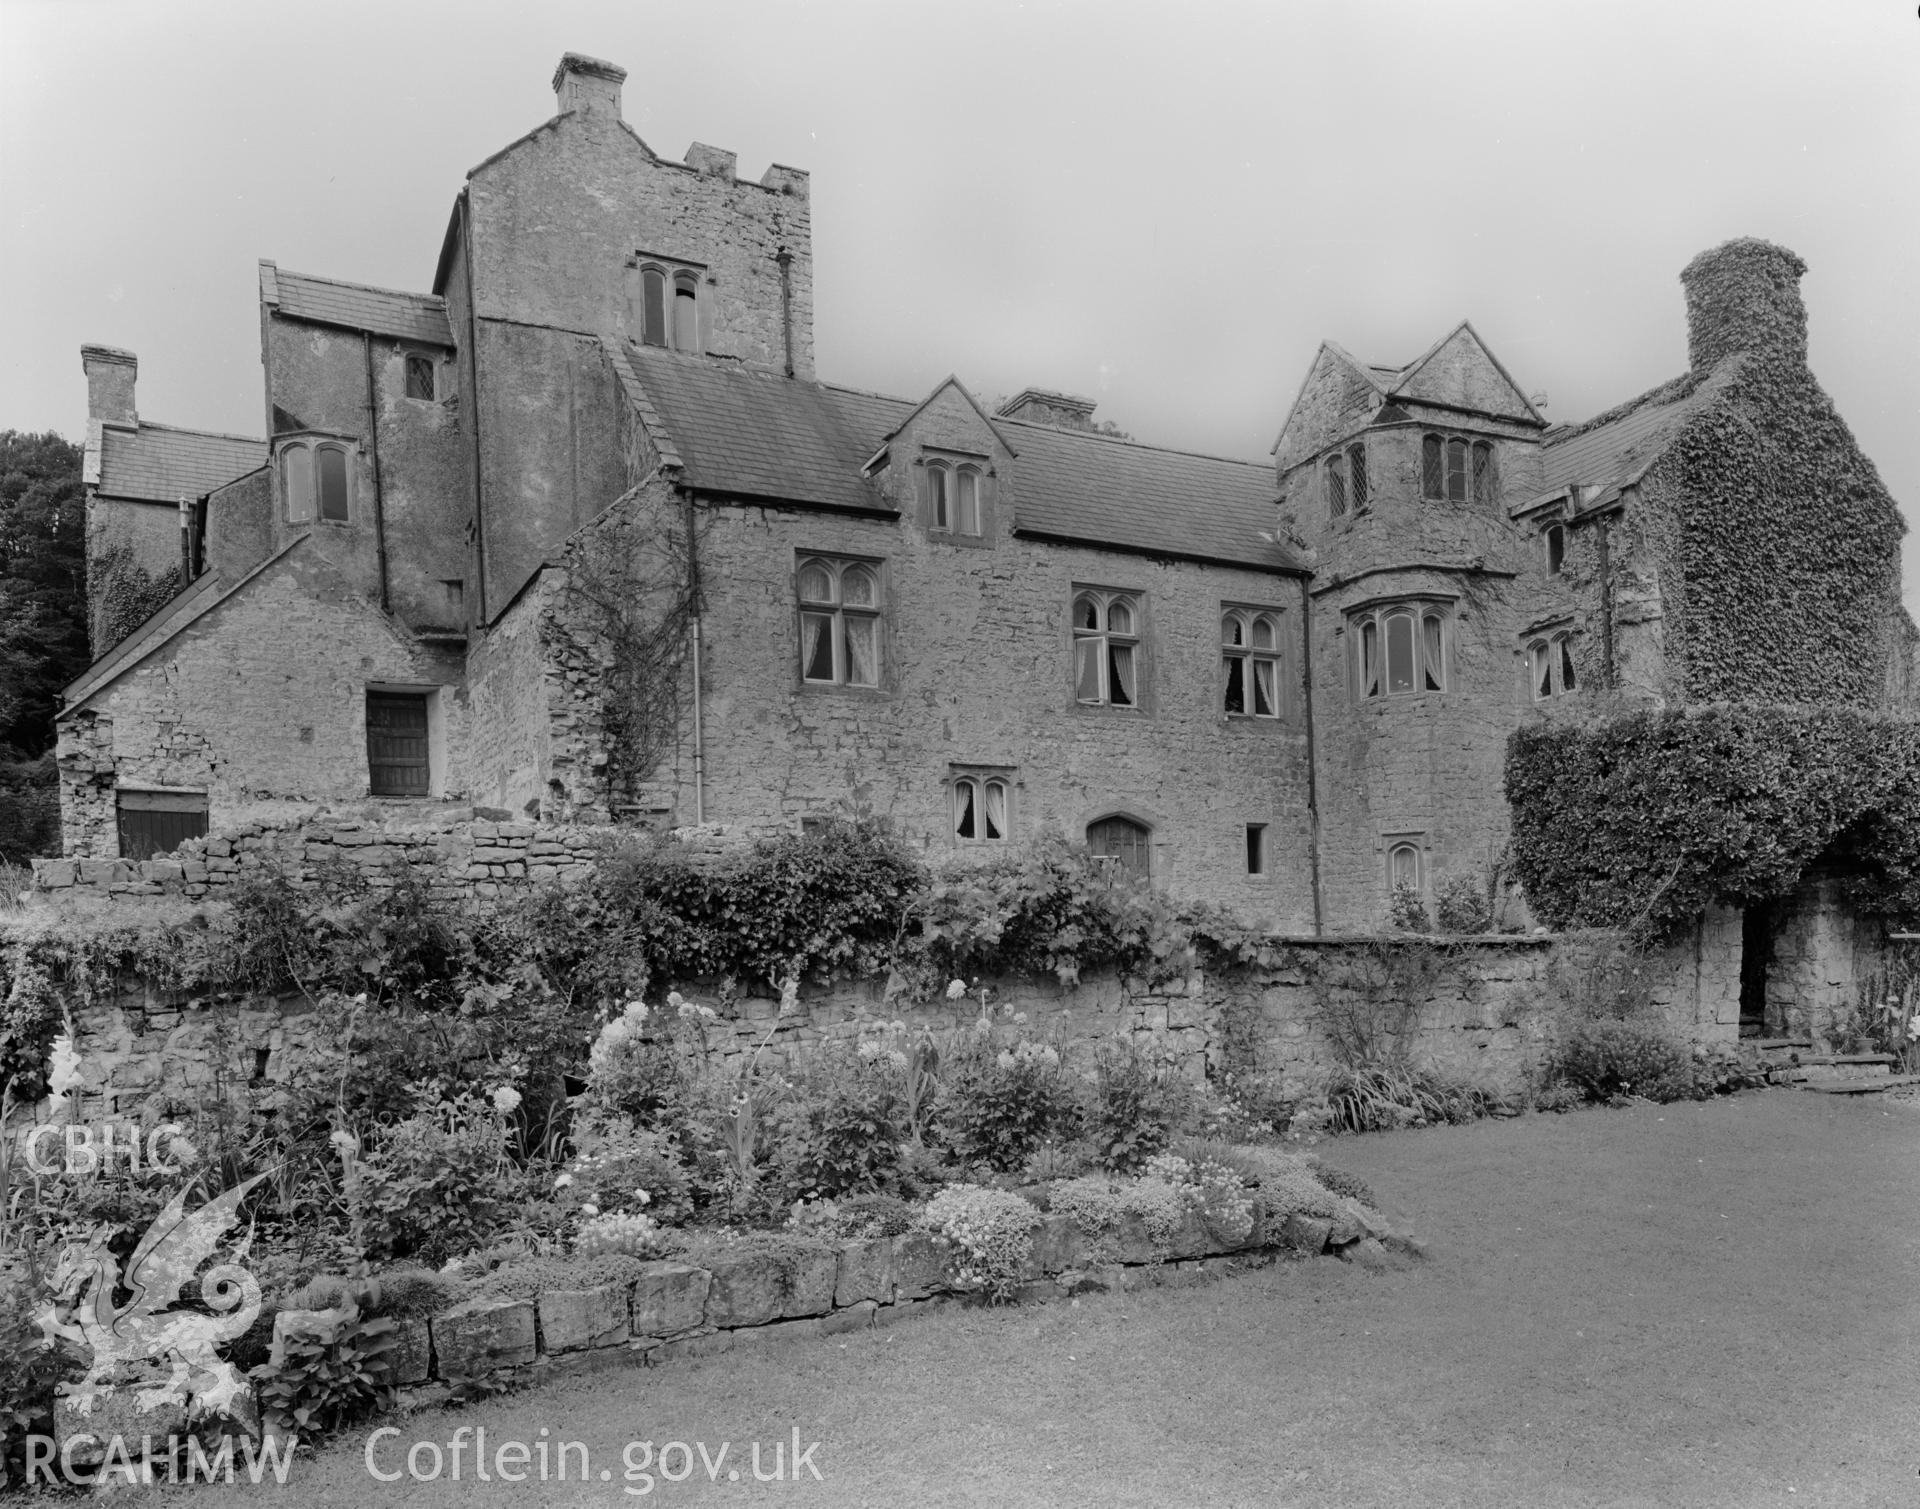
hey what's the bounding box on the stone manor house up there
[57,52,1915,954]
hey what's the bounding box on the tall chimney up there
[81,344,138,426]
[552,53,626,119]
[1679,238,1808,374]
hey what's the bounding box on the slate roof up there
[1541,357,1743,496]
[94,422,265,504]
[622,346,1300,573]
[625,347,895,514]
[997,419,1298,573]
[267,264,455,346]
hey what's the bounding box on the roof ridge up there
[998,415,1268,472]
[274,265,447,306]
[1545,366,1712,446]
[820,379,918,406]
[134,421,265,445]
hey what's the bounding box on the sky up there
[3,0,1917,605]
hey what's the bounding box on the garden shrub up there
[1551,1019,1698,1103]
[1506,705,1920,937]
[351,1094,513,1265]
[773,1050,906,1201]
[1085,1040,1192,1171]
[935,1035,1078,1172]
[1048,1173,1185,1250]
[920,1184,1040,1300]
[1234,1149,1341,1221]
[561,1120,692,1225]
[1144,1152,1255,1243]
[1317,1065,1510,1134]
[0,1278,72,1482]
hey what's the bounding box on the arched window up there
[925,460,985,537]
[1388,840,1423,891]
[955,467,981,535]
[1222,607,1284,718]
[1324,454,1347,517]
[1087,815,1151,876]
[672,271,699,351]
[797,555,882,687]
[927,463,950,529]
[1422,434,1494,503]
[281,443,314,524]
[1348,442,1369,510]
[278,437,354,524]
[953,776,1009,842]
[1073,589,1140,707]
[1530,631,1579,699]
[640,266,668,347]
[1352,602,1448,699]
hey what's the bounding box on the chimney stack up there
[1680,238,1808,374]
[553,52,626,119]
[81,344,138,426]
[996,388,1098,431]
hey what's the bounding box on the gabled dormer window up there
[923,457,988,539]
[1421,434,1494,503]
[279,437,355,524]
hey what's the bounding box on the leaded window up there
[798,555,882,688]
[1073,589,1141,707]
[1222,608,1284,718]
[1353,603,1449,699]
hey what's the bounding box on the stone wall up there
[34,806,602,903]
[55,928,1624,1121]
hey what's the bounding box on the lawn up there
[152,1090,1920,1507]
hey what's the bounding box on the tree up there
[0,431,88,861]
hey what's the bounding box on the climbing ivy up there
[1505,704,1920,937]
[1656,244,1904,708]
[86,542,180,657]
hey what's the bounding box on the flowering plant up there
[919,1184,1038,1300]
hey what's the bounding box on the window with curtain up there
[635,260,703,352]
[952,774,1010,843]
[278,437,354,524]
[1351,601,1449,699]
[1421,433,1495,503]
[924,459,985,537]
[1222,607,1285,718]
[797,554,883,688]
[1072,589,1142,707]
[1529,630,1579,699]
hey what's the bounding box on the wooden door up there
[116,790,208,860]
[366,692,430,797]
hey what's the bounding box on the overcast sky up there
[3,0,1916,605]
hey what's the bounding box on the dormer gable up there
[1387,321,1544,427]
[1272,342,1389,474]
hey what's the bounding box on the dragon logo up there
[35,1173,266,1429]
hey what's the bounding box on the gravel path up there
[177,1089,1920,1507]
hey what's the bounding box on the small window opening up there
[1471,440,1493,502]
[282,444,314,523]
[928,465,949,529]
[955,469,981,535]
[1348,443,1369,511]
[1245,824,1267,876]
[673,272,699,351]
[1388,840,1423,891]
[1422,434,1444,498]
[953,777,1008,842]
[1325,454,1347,517]
[317,445,350,522]
[1546,524,1566,575]
[641,267,667,347]
[404,355,435,400]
